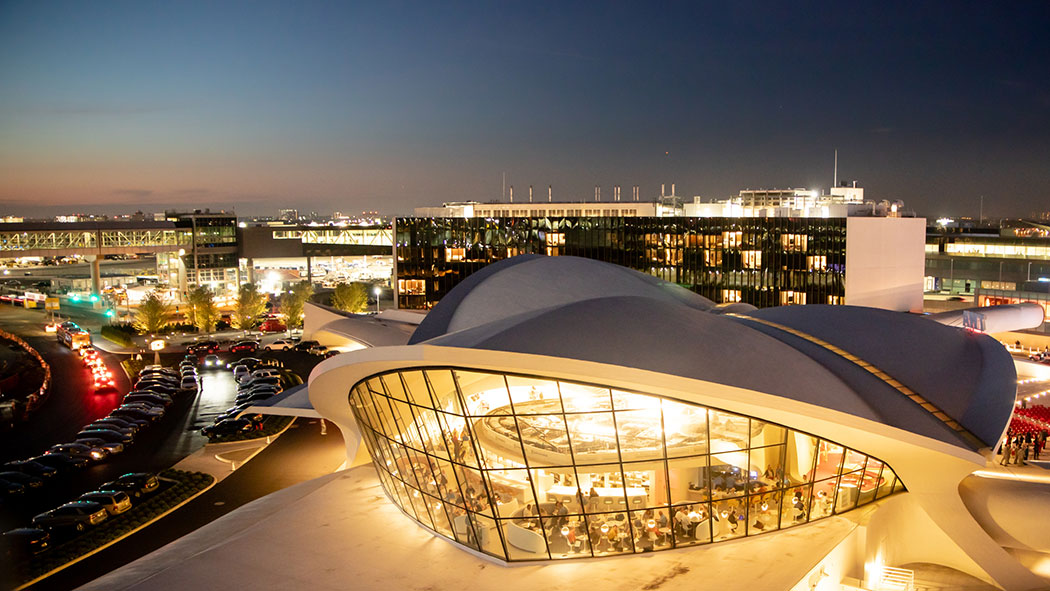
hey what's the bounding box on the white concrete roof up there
[79,466,863,591]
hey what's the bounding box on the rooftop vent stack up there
[671,183,676,197]
[548,185,552,203]
[661,183,666,197]
[529,185,533,203]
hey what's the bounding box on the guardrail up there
[0,328,51,418]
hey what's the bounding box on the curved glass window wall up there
[348,368,903,561]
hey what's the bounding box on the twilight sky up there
[1,1,1048,219]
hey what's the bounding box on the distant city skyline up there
[2,1,1048,219]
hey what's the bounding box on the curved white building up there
[306,255,1047,590]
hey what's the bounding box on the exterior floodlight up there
[104,309,115,318]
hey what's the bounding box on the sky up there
[1,1,1049,219]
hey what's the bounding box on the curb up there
[14,473,219,591]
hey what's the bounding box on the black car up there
[227,356,263,370]
[2,528,51,559]
[49,442,108,462]
[134,382,179,395]
[110,407,161,423]
[30,453,89,471]
[238,376,281,392]
[98,415,148,430]
[0,478,25,496]
[124,392,173,407]
[202,418,253,437]
[2,460,58,479]
[140,367,178,379]
[84,421,136,436]
[0,471,44,489]
[97,472,160,499]
[32,501,108,532]
[187,340,220,355]
[76,428,134,445]
[292,340,319,352]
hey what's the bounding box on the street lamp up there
[150,339,166,365]
[373,286,381,314]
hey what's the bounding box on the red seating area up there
[1016,405,1050,424]
[1009,416,1043,436]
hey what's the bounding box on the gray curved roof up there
[409,255,714,344]
[412,255,1015,451]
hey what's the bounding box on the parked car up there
[202,418,254,437]
[237,392,277,406]
[77,427,134,445]
[141,366,178,378]
[30,453,88,471]
[227,356,262,370]
[2,527,50,559]
[109,407,160,424]
[258,357,283,368]
[98,473,159,499]
[96,415,148,430]
[78,490,132,516]
[308,344,329,356]
[2,460,59,479]
[230,340,259,353]
[262,339,296,351]
[239,374,281,390]
[292,340,319,352]
[187,340,220,355]
[0,478,25,496]
[49,442,108,462]
[216,404,254,423]
[0,471,44,490]
[180,375,199,392]
[116,403,165,419]
[237,368,279,384]
[125,393,173,408]
[74,437,124,455]
[32,501,108,532]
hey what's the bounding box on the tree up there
[186,285,219,333]
[280,281,314,329]
[233,283,267,330]
[133,290,171,335]
[331,282,369,314]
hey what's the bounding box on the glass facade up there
[349,368,902,562]
[395,217,846,309]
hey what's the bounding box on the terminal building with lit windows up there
[394,214,924,312]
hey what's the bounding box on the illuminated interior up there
[348,368,903,561]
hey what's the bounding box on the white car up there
[263,339,296,351]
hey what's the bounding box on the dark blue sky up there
[1,1,1048,218]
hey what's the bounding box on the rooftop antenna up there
[502,172,506,201]
[548,185,552,203]
[529,185,533,203]
[833,150,838,188]
[633,185,639,201]
[509,185,514,203]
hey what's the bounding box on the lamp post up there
[373,286,381,314]
[150,339,165,366]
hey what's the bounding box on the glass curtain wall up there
[349,368,902,562]
[395,217,846,310]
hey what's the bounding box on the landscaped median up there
[11,469,215,589]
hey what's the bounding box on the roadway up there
[23,417,345,591]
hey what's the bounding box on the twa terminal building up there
[90,256,1050,591]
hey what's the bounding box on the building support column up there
[85,254,102,308]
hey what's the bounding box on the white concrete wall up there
[845,217,926,312]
